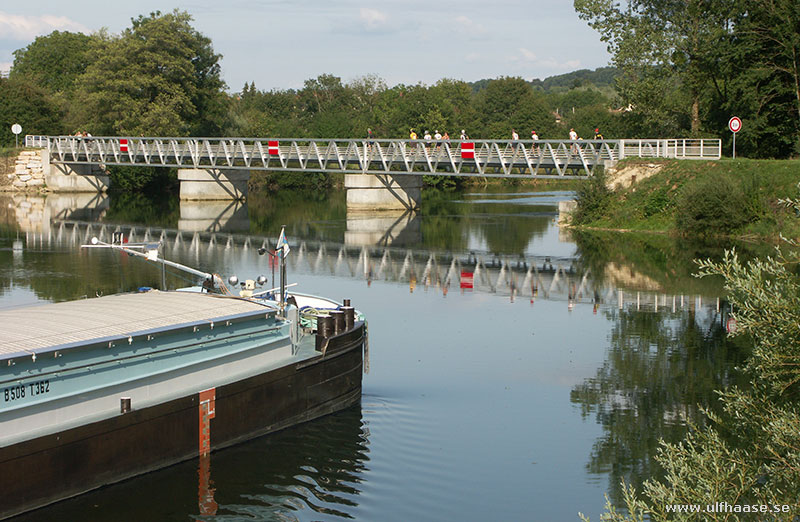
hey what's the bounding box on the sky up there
[0,1,612,92]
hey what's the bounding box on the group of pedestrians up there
[366,126,604,146]
[409,128,468,142]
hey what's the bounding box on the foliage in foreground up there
[580,244,800,521]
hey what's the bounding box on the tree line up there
[575,0,800,158]
[0,7,797,159]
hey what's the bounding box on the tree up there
[574,0,735,136]
[474,77,555,138]
[0,77,63,145]
[76,10,226,136]
[11,31,94,95]
[737,0,800,156]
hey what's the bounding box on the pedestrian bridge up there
[24,135,721,210]
[33,135,720,178]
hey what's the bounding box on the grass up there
[573,158,800,240]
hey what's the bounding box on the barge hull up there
[0,323,365,520]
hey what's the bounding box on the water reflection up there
[179,200,249,233]
[345,210,420,247]
[571,290,750,506]
[5,193,108,235]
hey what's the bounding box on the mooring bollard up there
[341,306,355,330]
[317,315,334,338]
[330,310,345,335]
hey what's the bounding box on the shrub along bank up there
[572,158,800,239]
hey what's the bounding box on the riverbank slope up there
[572,158,800,239]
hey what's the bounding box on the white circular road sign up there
[728,117,742,133]
[11,123,22,135]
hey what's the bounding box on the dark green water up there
[0,188,750,521]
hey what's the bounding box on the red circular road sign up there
[728,116,742,133]
[726,317,738,334]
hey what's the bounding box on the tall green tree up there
[574,0,737,136]
[11,31,94,95]
[0,77,63,145]
[76,10,226,136]
[737,0,800,156]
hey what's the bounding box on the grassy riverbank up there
[572,158,800,239]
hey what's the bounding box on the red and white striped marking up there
[268,140,280,156]
[460,271,474,289]
[198,387,216,456]
[460,142,474,159]
[119,139,128,153]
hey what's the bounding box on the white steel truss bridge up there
[35,136,722,179]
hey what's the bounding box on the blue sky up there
[0,1,611,91]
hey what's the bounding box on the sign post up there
[728,116,741,158]
[11,123,21,148]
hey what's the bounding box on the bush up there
[675,176,756,235]
[572,170,612,225]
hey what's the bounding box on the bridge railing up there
[618,139,721,160]
[24,135,49,148]
[41,136,722,178]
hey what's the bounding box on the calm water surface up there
[0,188,748,521]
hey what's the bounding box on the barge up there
[0,233,367,519]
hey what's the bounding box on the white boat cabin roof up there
[0,290,273,359]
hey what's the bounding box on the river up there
[0,187,749,521]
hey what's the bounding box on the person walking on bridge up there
[569,127,579,154]
[460,129,469,140]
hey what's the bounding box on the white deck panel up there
[0,291,272,356]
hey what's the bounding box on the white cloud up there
[510,48,581,70]
[359,8,388,30]
[519,47,537,62]
[538,58,581,70]
[0,61,11,73]
[455,15,487,35]
[0,11,89,41]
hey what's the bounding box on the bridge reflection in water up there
[31,217,719,313]
[5,193,721,312]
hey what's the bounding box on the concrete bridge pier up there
[345,174,421,211]
[46,157,110,192]
[178,168,250,201]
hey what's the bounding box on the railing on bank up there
[26,136,723,178]
[618,138,721,160]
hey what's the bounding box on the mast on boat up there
[82,236,221,290]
